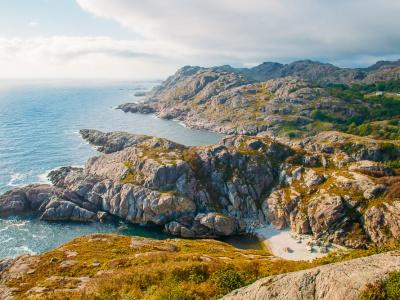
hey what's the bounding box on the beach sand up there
[256,226,332,261]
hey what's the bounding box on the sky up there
[0,0,399,80]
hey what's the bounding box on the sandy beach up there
[256,226,336,261]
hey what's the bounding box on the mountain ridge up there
[176,58,400,83]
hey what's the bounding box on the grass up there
[4,235,400,300]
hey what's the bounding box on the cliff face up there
[1,129,399,248]
[0,130,292,238]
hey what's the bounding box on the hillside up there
[1,234,400,299]
[118,60,400,138]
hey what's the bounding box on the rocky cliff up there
[1,129,399,248]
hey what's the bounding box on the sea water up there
[0,80,223,258]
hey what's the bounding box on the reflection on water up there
[219,235,263,250]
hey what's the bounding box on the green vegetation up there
[210,269,247,297]
[4,235,400,299]
[359,271,400,300]
[121,161,141,185]
[384,160,400,169]
[320,81,400,140]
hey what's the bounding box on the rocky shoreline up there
[1,59,400,299]
[1,128,399,249]
[1,59,400,252]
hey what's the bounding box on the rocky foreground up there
[1,129,399,249]
[0,234,399,300]
[222,251,400,300]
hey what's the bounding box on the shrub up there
[386,272,400,299]
[154,286,200,300]
[210,269,246,295]
[359,282,387,300]
[358,271,400,300]
[311,109,330,122]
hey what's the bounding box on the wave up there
[13,245,36,256]
[37,171,51,184]
[0,237,14,244]
[7,172,27,187]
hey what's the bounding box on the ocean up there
[0,80,223,258]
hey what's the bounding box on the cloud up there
[76,0,400,67]
[28,21,39,27]
[0,36,181,79]
[2,1,400,80]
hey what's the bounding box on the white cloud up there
[0,36,182,79]
[2,1,400,79]
[28,21,39,27]
[76,0,400,67]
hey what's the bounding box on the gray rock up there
[363,201,400,244]
[222,251,400,300]
[349,160,395,177]
[0,258,15,273]
[198,213,236,236]
[307,195,346,237]
[303,169,325,188]
[79,129,181,154]
[40,199,96,222]
[0,185,54,217]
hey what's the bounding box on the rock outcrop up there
[222,251,400,300]
[0,131,293,239]
[1,128,399,247]
[0,184,55,217]
[80,129,154,153]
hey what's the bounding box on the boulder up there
[307,195,346,237]
[303,169,325,188]
[363,201,400,244]
[222,252,400,300]
[198,213,237,236]
[41,199,96,222]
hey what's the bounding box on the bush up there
[386,272,400,299]
[311,109,331,122]
[359,282,387,300]
[359,271,400,300]
[154,286,200,300]
[384,160,400,169]
[210,269,246,295]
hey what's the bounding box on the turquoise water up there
[0,218,167,258]
[0,80,223,258]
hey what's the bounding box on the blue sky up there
[0,0,399,79]
[0,0,135,38]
